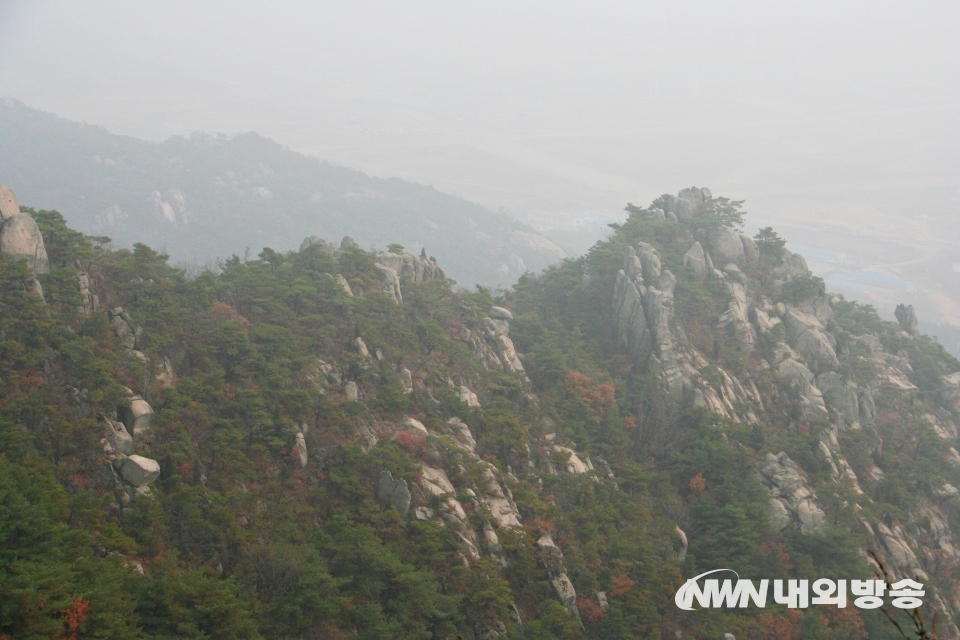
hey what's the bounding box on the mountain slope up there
[2,183,959,638]
[0,100,565,286]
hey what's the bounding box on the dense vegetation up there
[2,197,958,638]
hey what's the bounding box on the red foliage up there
[396,430,426,455]
[609,573,635,596]
[823,607,867,639]
[20,374,45,386]
[689,473,706,494]
[760,541,794,571]
[530,518,554,536]
[752,609,802,640]
[564,370,615,422]
[62,597,90,640]
[622,415,637,430]
[210,301,250,332]
[796,423,810,436]
[576,594,605,623]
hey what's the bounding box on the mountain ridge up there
[0,100,566,287]
[1,179,959,638]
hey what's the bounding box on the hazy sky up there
[1,1,959,228]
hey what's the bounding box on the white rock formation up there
[120,455,161,487]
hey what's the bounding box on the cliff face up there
[4,183,960,639]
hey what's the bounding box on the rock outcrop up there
[376,248,445,283]
[782,307,839,374]
[895,303,918,334]
[0,185,49,292]
[709,226,745,264]
[120,388,154,441]
[815,371,861,429]
[537,534,582,624]
[661,186,711,222]
[682,241,707,276]
[376,470,412,515]
[120,455,161,487]
[718,279,754,349]
[0,184,19,220]
[757,452,826,534]
[374,263,403,303]
[108,307,143,351]
[612,242,683,398]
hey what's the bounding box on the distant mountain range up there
[0,100,567,286]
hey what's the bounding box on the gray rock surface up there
[782,308,839,373]
[374,263,402,303]
[497,335,525,373]
[709,226,745,264]
[612,263,683,397]
[376,250,446,284]
[402,416,428,434]
[757,452,825,534]
[458,385,480,407]
[682,241,708,276]
[104,418,134,455]
[815,372,861,428]
[344,381,359,401]
[0,213,49,274]
[718,281,754,349]
[0,184,19,220]
[121,455,160,487]
[351,337,370,357]
[376,470,411,515]
[895,303,918,334]
[120,389,154,441]
[537,534,582,622]
[300,236,340,256]
[656,269,677,298]
[773,251,810,279]
[489,306,514,320]
[400,367,414,394]
[636,242,661,283]
[334,274,353,296]
[675,525,688,562]
[774,345,828,417]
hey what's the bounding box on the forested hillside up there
[2,183,960,639]
[0,101,566,286]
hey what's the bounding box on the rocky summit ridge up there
[2,182,960,639]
